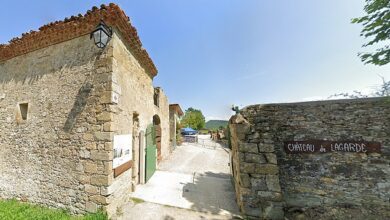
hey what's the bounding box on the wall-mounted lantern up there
[231,105,240,114]
[90,20,112,48]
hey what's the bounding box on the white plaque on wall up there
[111,92,120,104]
[113,134,132,168]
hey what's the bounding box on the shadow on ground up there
[182,171,239,215]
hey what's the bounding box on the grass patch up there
[0,199,107,220]
[130,197,145,204]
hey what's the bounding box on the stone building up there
[0,4,170,217]
[169,104,184,151]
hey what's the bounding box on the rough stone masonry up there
[0,4,170,218]
[229,97,390,220]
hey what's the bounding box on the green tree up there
[352,0,390,65]
[181,107,205,130]
[350,0,390,98]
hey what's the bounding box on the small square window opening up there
[19,103,28,120]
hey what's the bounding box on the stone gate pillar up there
[229,114,284,220]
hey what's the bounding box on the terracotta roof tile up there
[0,3,158,77]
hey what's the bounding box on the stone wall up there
[229,114,283,219]
[110,30,169,160]
[229,97,390,219]
[156,89,170,161]
[169,105,183,151]
[169,110,176,149]
[0,34,112,214]
[106,31,170,215]
[0,30,170,218]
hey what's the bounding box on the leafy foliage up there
[375,76,390,96]
[181,107,205,130]
[205,120,228,130]
[328,91,370,99]
[352,0,390,65]
[329,76,389,98]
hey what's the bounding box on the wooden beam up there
[113,160,133,178]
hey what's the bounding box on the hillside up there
[205,120,228,130]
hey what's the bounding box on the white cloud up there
[301,96,325,102]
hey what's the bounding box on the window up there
[19,103,29,120]
[154,88,160,107]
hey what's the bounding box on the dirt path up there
[118,135,241,220]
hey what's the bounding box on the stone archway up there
[153,115,162,163]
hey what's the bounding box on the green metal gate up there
[145,124,157,183]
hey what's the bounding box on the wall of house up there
[229,98,390,220]
[169,110,177,150]
[104,32,169,216]
[169,107,183,150]
[0,28,169,219]
[157,90,170,160]
[0,35,114,214]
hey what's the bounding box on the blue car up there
[181,127,198,135]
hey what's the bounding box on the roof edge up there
[169,104,184,116]
[0,3,157,77]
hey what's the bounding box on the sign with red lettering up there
[284,140,381,154]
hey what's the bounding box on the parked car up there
[181,127,198,135]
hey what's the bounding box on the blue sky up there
[1,1,389,120]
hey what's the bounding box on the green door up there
[145,124,157,182]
